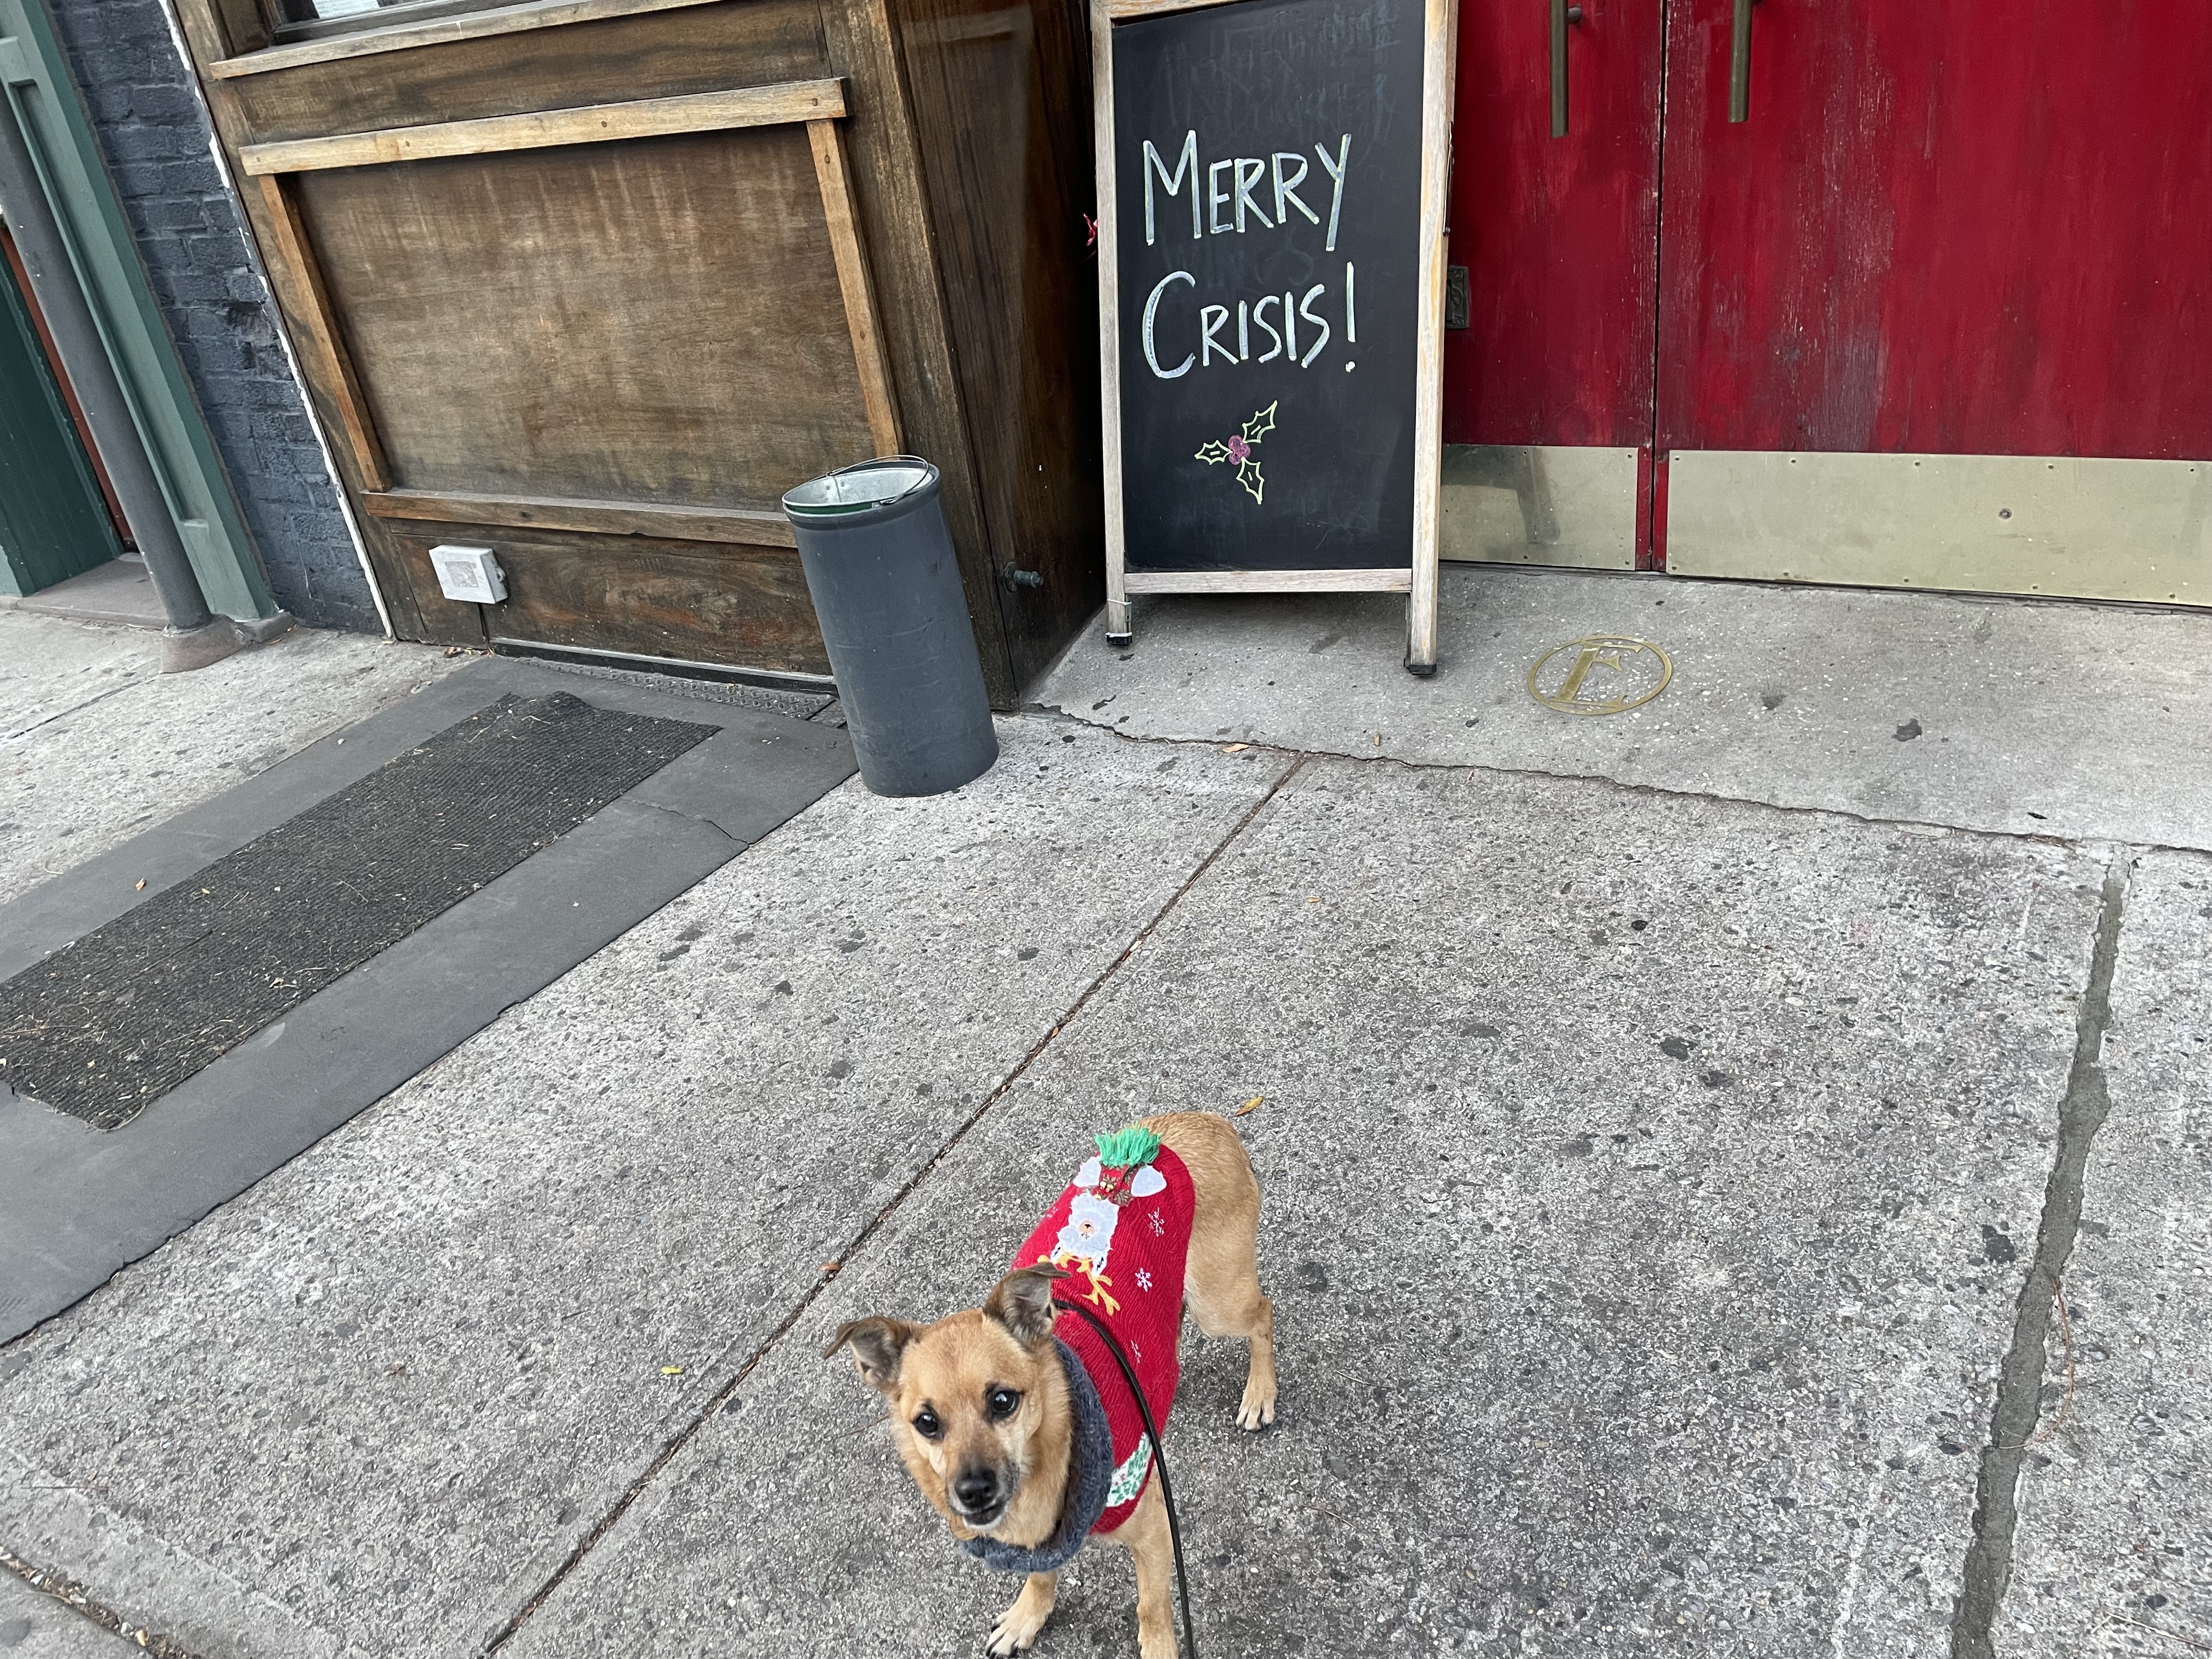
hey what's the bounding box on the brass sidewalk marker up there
[1527,635,1673,715]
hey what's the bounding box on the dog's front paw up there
[1234,1375,1277,1431]
[986,1582,1056,1655]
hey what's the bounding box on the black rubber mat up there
[0,692,712,1129]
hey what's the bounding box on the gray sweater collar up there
[958,1336,1113,1574]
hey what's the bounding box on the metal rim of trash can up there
[781,455,938,518]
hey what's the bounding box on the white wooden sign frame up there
[1092,0,1457,673]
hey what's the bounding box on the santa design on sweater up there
[1009,1125,1195,1534]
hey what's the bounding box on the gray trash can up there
[782,458,998,798]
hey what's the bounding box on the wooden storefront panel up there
[177,0,1104,698]
[288,132,875,509]
[381,523,829,668]
[233,63,898,671]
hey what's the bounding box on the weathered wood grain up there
[239,80,844,173]
[380,524,832,672]
[1407,0,1458,670]
[1090,0,1126,639]
[210,0,723,78]
[174,0,1101,697]
[252,173,390,491]
[361,487,798,546]
[1122,568,1414,592]
[894,0,1103,682]
[806,120,901,458]
[814,0,1019,702]
[292,128,873,509]
[225,2,828,143]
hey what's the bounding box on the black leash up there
[1060,1300,1198,1659]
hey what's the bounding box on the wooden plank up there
[889,0,1103,689]
[206,0,270,58]
[1092,0,1128,640]
[806,119,901,456]
[487,636,836,690]
[377,523,832,673]
[252,173,390,491]
[293,129,871,514]
[360,487,798,546]
[208,0,725,79]
[816,0,1019,703]
[1103,0,1245,18]
[238,80,846,174]
[222,5,828,148]
[1406,0,1457,672]
[1122,568,1413,594]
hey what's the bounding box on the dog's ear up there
[984,1265,1068,1348]
[823,1317,921,1392]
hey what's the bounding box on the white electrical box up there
[428,544,507,604]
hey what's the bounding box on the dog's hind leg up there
[986,1572,1057,1656]
[1147,1113,1278,1430]
[1190,1224,1277,1430]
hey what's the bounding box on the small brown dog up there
[827,1112,1276,1658]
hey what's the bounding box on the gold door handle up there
[1550,0,1584,138]
[1729,0,1756,122]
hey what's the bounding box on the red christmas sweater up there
[1007,1138,1195,1533]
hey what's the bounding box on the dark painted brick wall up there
[46,0,380,631]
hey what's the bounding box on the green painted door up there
[0,235,119,595]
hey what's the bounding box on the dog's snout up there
[951,1466,1001,1514]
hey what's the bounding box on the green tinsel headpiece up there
[1094,1124,1161,1172]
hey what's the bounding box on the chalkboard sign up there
[1092,0,1454,670]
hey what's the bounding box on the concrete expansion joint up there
[1020,706,2200,855]
[1,675,152,747]
[1949,850,2131,1659]
[479,747,1305,1653]
[0,1543,211,1659]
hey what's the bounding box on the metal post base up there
[160,619,247,673]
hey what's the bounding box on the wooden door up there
[1445,0,1659,453]
[1658,1,2212,460]
[171,0,1050,695]
[1655,1,2212,600]
[1447,1,2212,602]
[0,229,124,595]
[1441,0,1662,572]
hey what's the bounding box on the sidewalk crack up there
[1950,850,2130,1659]
[1022,703,2156,854]
[480,751,1305,1652]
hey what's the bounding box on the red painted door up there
[1657,1,2212,460]
[1444,0,1662,452]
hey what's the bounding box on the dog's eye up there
[912,1408,941,1440]
[986,1388,1022,1422]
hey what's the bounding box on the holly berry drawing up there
[1195,400,1278,505]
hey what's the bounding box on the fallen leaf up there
[1233,1095,1263,1116]
[821,1260,842,1274]
[134,879,146,890]
[1223,743,1249,753]
[661,1365,685,1376]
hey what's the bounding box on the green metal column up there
[0,0,275,618]
[0,235,121,593]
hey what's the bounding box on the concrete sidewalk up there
[1,577,2207,1659]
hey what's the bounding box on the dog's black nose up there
[952,1468,1000,1512]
